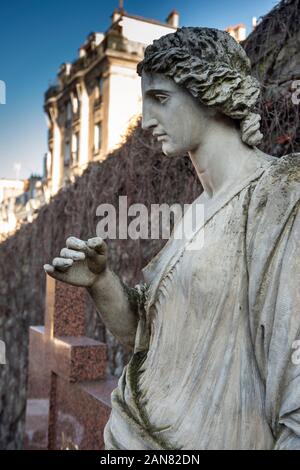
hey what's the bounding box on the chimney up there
[166,10,179,28]
[111,8,122,24]
[252,17,257,30]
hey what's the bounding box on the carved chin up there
[162,142,181,157]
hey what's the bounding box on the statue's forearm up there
[87,268,139,350]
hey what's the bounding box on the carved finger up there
[87,237,107,255]
[60,247,85,261]
[66,236,94,257]
[43,264,69,282]
[43,264,55,274]
[52,257,74,272]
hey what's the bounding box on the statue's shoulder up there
[265,152,300,180]
[256,153,300,199]
[248,153,300,222]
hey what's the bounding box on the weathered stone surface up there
[1,0,300,450]
[0,122,200,449]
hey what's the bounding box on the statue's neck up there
[188,124,263,199]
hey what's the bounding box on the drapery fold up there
[105,153,300,450]
[247,155,300,448]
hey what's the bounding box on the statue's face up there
[141,71,215,156]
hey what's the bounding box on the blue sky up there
[0,0,278,179]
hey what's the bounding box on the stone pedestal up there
[24,276,117,450]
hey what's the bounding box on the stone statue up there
[44,27,300,449]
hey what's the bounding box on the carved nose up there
[142,116,158,131]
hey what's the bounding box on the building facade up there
[226,23,247,42]
[0,179,24,240]
[0,177,48,240]
[44,9,179,196]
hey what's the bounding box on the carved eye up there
[155,94,169,104]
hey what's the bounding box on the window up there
[94,122,102,153]
[99,77,104,95]
[65,101,72,127]
[64,140,71,165]
[72,132,80,164]
[66,101,72,119]
[95,77,104,100]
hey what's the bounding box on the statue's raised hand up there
[43,236,107,287]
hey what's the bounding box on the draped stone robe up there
[104,151,300,450]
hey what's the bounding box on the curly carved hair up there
[137,27,263,147]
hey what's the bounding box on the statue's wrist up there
[87,266,109,293]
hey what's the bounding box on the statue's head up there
[137,27,262,155]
